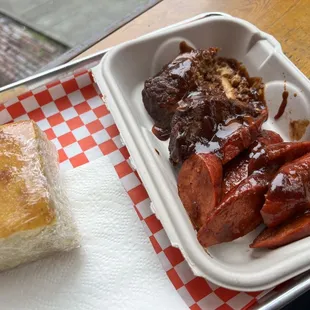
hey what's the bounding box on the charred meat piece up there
[261,152,310,228]
[250,213,310,249]
[223,130,283,195]
[143,43,266,138]
[178,153,222,230]
[197,169,275,248]
[248,142,310,175]
[169,90,268,165]
[142,47,218,131]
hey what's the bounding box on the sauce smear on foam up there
[274,91,289,120]
[290,120,310,141]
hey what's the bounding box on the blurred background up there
[0,0,160,87]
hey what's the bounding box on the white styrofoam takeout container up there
[92,13,310,291]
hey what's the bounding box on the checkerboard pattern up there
[0,70,272,309]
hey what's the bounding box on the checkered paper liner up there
[0,70,274,310]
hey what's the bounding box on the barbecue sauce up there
[274,91,289,120]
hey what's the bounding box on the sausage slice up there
[261,152,310,227]
[218,110,268,164]
[250,213,310,248]
[248,141,310,175]
[197,170,275,248]
[178,153,222,230]
[223,130,282,195]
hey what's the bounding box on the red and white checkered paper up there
[0,70,272,310]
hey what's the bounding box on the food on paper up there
[0,120,79,271]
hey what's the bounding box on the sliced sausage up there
[222,153,249,195]
[249,129,283,149]
[250,213,310,248]
[178,153,223,230]
[218,110,268,164]
[261,152,310,227]
[223,130,282,195]
[143,48,218,131]
[197,170,275,248]
[248,141,310,175]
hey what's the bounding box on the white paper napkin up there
[0,157,187,310]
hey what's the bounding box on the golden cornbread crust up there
[0,120,79,271]
[0,121,55,238]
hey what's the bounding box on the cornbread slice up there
[0,120,79,270]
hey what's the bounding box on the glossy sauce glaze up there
[144,44,267,162]
[248,141,310,175]
[168,86,268,165]
[195,121,243,154]
[222,130,283,195]
[261,152,310,227]
[142,44,218,132]
[152,125,170,141]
